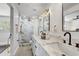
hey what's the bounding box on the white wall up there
[50,3,62,32]
[50,3,79,46]
[0,3,10,16]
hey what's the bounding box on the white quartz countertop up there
[32,35,79,56]
[32,35,64,56]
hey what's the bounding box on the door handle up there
[35,45,37,48]
[7,34,12,44]
[8,34,12,39]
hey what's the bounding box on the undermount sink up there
[41,36,63,46]
[45,42,79,56]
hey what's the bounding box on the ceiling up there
[14,3,52,17]
[15,3,79,18]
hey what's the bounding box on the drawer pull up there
[35,45,37,48]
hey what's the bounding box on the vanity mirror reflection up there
[62,3,79,32]
[38,9,50,35]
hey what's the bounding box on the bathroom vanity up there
[31,33,79,56]
[31,35,49,56]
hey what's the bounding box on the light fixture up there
[33,9,37,12]
[17,3,21,6]
[41,8,50,17]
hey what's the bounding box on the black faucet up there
[64,32,72,45]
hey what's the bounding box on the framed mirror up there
[43,13,50,32]
[38,9,50,34]
[62,3,79,32]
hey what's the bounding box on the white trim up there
[12,46,19,56]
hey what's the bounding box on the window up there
[0,16,10,32]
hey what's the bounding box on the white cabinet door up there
[31,38,37,56]
[35,42,48,56]
[31,42,35,55]
[31,36,49,56]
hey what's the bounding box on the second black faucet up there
[64,32,72,45]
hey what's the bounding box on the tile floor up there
[15,43,33,56]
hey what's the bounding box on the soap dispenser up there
[40,31,46,40]
[75,43,79,48]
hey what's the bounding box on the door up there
[0,3,10,55]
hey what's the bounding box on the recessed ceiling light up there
[18,3,21,6]
[33,9,37,11]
